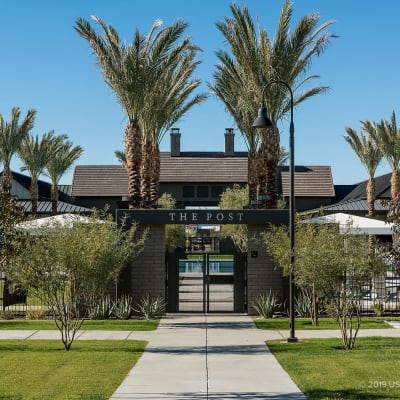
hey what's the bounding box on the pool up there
[179,260,233,273]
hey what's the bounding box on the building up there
[71,129,336,212]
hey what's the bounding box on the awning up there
[306,212,392,235]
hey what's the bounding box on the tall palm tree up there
[45,137,83,215]
[344,122,383,216]
[0,107,36,194]
[140,60,207,207]
[19,131,59,215]
[211,1,335,208]
[370,111,400,198]
[75,16,204,209]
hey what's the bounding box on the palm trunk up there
[391,170,400,199]
[150,144,160,207]
[247,149,258,206]
[140,138,152,209]
[30,180,39,215]
[366,177,376,217]
[51,184,58,216]
[125,119,142,209]
[2,164,13,194]
[257,129,268,208]
[264,126,280,209]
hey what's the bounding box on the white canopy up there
[307,212,393,235]
[16,213,93,233]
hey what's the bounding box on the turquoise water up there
[179,260,233,273]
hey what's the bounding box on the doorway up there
[166,252,246,313]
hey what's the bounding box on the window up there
[197,186,209,198]
[183,186,195,198]
[211,186,223,198]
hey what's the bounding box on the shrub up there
[252,290,280,319]
[295,289,313,318]
[113,295,133,320]
[134,295,165,319]
[26,307,48,320]
[0,310,15,320]
[87,295,114,320]
[372,301,384,317]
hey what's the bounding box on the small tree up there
[0,191,25,267]
[158,193,185,252]
[219,184,248,252]
[5,210,146,350]
[263,216,385,349]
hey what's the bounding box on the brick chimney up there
[224,128,235,157]
[170,127,181,157]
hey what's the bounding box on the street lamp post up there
[252,80,298,343]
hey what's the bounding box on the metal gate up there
[166,252,246,313]
[0,274,27,311]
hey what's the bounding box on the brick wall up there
[129,225,166,312]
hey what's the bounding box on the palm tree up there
[344,122,383,216]
[45,137,83,215]
[19,131,59,215]
[140,61,207,207]
[75,16,204,209]
[211,1,335,208]
[0,107,36,194]
[370,111,400,198]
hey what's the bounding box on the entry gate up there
[166,252,246,313]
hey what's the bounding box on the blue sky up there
[1,0,399,185]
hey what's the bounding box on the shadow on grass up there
[0,340,147,353]
[306,388,398,399]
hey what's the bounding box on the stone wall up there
[247,224,283,315]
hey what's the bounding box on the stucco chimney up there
[170,127,181,157]
[224,128,235,157]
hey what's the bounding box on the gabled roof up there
[71,156,335,198]
[279,166,335,197]
[304,198,388,215]
[342,172,391,201]
[5,171,72,202]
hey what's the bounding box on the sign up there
[116,209,289,225]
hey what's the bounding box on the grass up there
[0,340,147,400]
[267,337,400,399]
[0,319,159,331]
[254,317,394,330]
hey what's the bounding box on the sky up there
[0,0,399,186]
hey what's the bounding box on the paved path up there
[110,314,307,399]
[2,315,400,399]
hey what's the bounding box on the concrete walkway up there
[110,314,307,400]
[2,315,400,399]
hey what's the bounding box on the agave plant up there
[252,290,280,319]
[113,294,133,320]
[133,294,165,320]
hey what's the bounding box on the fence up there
[358,272,400,315]
[0,275,40,313]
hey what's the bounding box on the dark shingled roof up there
[342,172,391,201]
[71,155,335,198]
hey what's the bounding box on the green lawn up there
[268,337,400,399]
[0,319,159,330]
[255,317,393,330]
[0,340,147,400]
